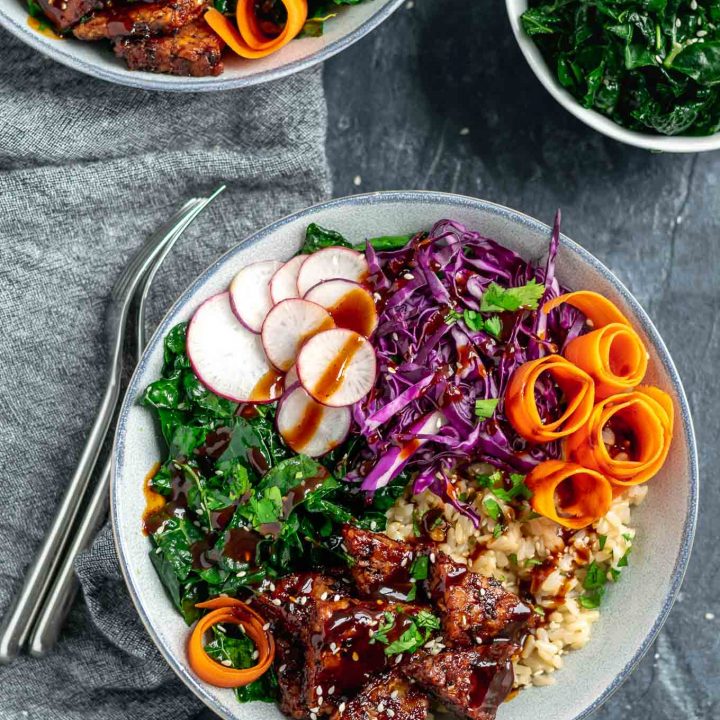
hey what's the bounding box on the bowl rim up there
[0,0,405,92]
[504,0,720,153]
[111,189,699,720]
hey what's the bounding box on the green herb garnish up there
[474,398,499,420]
[480,280,545,312]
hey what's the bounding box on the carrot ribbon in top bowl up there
[505,354,595,443]
[188,597,275,688]
[525,460,613,529]
[543,291,648,398]
[205,0,307,59]
[565,386,674,488]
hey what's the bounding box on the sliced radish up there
[297,328,377,407]
[270,255,305,305]
[261,299,335,372]
[284,364,299,389]
[296,247,370,297]
[229,259,283,333]
[187,293,274,402]
[277,384,351,457]
[304,279,378,337]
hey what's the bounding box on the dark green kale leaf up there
[300,223,353,253]
[205,626,278,703]
[521,0,720,136]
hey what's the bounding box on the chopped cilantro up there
[445,308,463,326]
[409,555,430,581]
[474,398,499,420]
[492,524,503,539]
[483,497,502,522]
[480,279,545,312]
[508,553,518,566]
[370,612,396,645]
[617,548,631,568]
[598,534,607,551]
[583,561,606,590]
[491,473,533,502]
[483,315,503,338]
[579,591,603,609]
[373,610,441,656]
[525,558,543,568]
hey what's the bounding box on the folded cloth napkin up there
[0,30,330,720]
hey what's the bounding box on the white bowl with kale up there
[506,0,720,152]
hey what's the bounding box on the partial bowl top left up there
[0,0,404,91]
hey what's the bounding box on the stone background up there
[322,2,719,719]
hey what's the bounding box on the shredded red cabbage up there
[350,213,585,525]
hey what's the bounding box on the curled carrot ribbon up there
[543,291,648,398]
[188,598,275,688]
[525,460,613,530]
[205,0,307,59]
[505,354,595,443]
[565,386,674,488]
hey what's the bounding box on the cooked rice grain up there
[386,477,647,687]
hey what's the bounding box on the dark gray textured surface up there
[323,2,719,719]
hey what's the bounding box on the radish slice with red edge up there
[297,328,377,407]
[304,279,378,337]
[277,384,351,457]
[261,298,335,372]
[296,247,370,297]
[284,364,299,390]
[270,255,305,305]
[187,292,279,403]
[229,260,283,333]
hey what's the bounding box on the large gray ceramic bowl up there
[0,0,403,91]
[112,191,698,720]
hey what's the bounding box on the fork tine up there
[136,185,226,354]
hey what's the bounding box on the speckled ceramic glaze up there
[112,192,698,720]
[506,0,720,153]
[0,0,403,91]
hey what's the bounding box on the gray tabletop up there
[324,3,718,719]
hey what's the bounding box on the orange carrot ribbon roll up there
[505,355,595,443]
[563,324,648,398]
[542,290,630,328]
[188,597,275,688]
[525,460,613,530]
[205,0,307,60]
[542,291,648,398]
[565,386,674,488]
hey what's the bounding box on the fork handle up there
[28,460,112,657]
[0,377,120,664]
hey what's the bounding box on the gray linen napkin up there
[0,30,330,720]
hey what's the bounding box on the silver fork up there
[0,187,225,662]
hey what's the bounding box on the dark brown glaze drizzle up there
[327,288,377,337]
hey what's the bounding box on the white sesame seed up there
[221,659,232,667]
[459,127,470,136]
[373,292,382,302]
[310,713,317,720]
[316,686,323,696]
[378,703,385,712]
[239,624,246,634]
[272,598,282,606]
[252,650,259,660]
[403,273,415,281]
[268,582,276,591]
[387,366,397,374]
[155,547,163,554]
[691,0,697,9]
[263,623,270,631]
[705,612,715,620]
[405,0,413,8]
[353,175,362,187]
[321,592,328,601]
[675,17,681,27]
[279,664,287,673]
[395,654,403,665]
[697,29,708,37]
[475,636,483,644]
[237,570,247,578]
[429,552,436,563]
[338,702,346,714]
[400,557,408,567]
[387,710,396,718]
[334,594,341,602]
[328,686,335,695]
[392,333,399,342]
